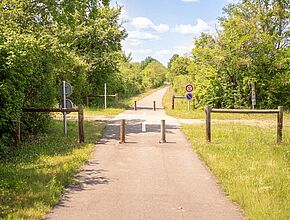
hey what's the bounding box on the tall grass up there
[182,123,290,220]
[0,120,106,219]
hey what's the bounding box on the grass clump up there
[0,120,106,219]
[182,123,290,220]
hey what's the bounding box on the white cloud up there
[127,31,160,41]
[134,49,153,54]
[131,17,170,33]
[155,50,171,56]
[174,19,213,35]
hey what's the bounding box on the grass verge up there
[163,86,290,122]
[0,120,106,219]
[181,123,290,220]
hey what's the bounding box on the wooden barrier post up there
[78,105,84,143]
[160,120,166,143]
[153,101,156,111]
[120,119,126,144]
[115,93,118,104]
[277,106,283,144]
[86,96,89,107]
[205,106,211,143]
[172,95,175,110]
[134,101,137,111]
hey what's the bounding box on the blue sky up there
[112,0,238,66]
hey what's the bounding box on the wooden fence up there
[171,95,185,110]
[205,106,284,144]
[18,105,84,143]
[86,94,118,106]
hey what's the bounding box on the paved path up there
[47,87,243,220]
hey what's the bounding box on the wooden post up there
[86,96,89,107]
[115,93,118,104]
[160,120,166,143]
[78,105,85,143]
[277,106,283,144]
[153,101,156,111]
[120,119,125,144]
[134,101,137,111]
[205,106,211,143]
[172,95,175,110]
[16,118,21,145]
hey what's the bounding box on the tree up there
[140,56,158,70]
[167,54,179,70]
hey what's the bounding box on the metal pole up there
[187,100,190,111]
[277,106,283,144]
[63,81,67,136]
[120,119,125,144]
[104,83,107,109]
[153,101,156,111]
[251,83,256,109]
[160,120,166,143]
[205,106,211,143]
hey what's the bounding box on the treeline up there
[0,0,167,157]
[168,0,289,109]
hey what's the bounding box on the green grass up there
[164,86,290,219]
[182,122,290,220]
[163,87,290,122]
[0,120,106,219]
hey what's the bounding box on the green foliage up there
[140,56,158,70]
[169,0,290,109]
[0,0,127,156]
[141,61,168,88]
[167,54,179,70]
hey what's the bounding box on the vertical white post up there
[251,83,256,109]
[187,100,190,111]
[104,83,107,109]
[63,81,67,136]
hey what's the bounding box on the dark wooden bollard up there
[120,119,126,144]
[172,95,175,110]
[277,106,283,144]
[159,120,166,143]
[153,101,156,111]
[134,101,137,111]
[205,106,211,143]
[78,105,85,143]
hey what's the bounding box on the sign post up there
[251,83,256,109]
[185,84,193,111]
[104,83,107,109]
[59,81,73,136]
[63,81,67,136]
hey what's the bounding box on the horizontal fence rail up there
[20,105,84,143]
[86,94,118,106]
[205,106,283,144]
[172,95,186,110]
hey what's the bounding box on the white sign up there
[185,84,193,93]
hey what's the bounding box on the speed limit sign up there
[185,84,193,92]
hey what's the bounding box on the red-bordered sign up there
[185,84,193,92]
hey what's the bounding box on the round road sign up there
[185,92,193,100]
[185,84,193,92]
[58,82,73,97]
[60,99,73,111]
